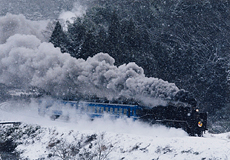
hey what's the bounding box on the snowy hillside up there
[0,100,230,160]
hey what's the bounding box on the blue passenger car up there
[40,100,143,120]
[78,101,142,120]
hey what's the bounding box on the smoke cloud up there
[0,13,49,44]
[0,14,179,106]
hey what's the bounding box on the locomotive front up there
[174,90,208,136]
[187,107,208,136]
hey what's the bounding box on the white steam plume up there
[0,14,179,106]
[0,13,49,44]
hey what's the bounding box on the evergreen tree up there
[49,21,68,53]
[66,18,87,58]
[80,31,98,59]
[107,11,123,64]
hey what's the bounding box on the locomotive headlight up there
[196,109,199,112]
[198,121,203,127]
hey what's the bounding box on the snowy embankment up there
[9,124,230,160]
[0,101,230,160]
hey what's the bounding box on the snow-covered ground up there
[0,100,230,160]
[16,125,230,160]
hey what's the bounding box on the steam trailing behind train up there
[40,91,207,136]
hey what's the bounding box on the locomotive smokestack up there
[174,90,197,107]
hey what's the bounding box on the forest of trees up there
[49,0,230,130]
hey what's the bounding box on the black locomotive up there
[137,103,207,136]
[137,90,208,136]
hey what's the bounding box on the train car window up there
[92,106,95,113]
[96,107,99,113]
[114,108,118,114]
[100,107,103,113]
[110,108,113,113]
[132,109,134,116]
[119,108,123,115]
[124,109,127,115]
[105,107,109,112]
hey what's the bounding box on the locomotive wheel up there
[197,130,203,137]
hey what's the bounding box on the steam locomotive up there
[137,102,207,136]
[41,91,207,136]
